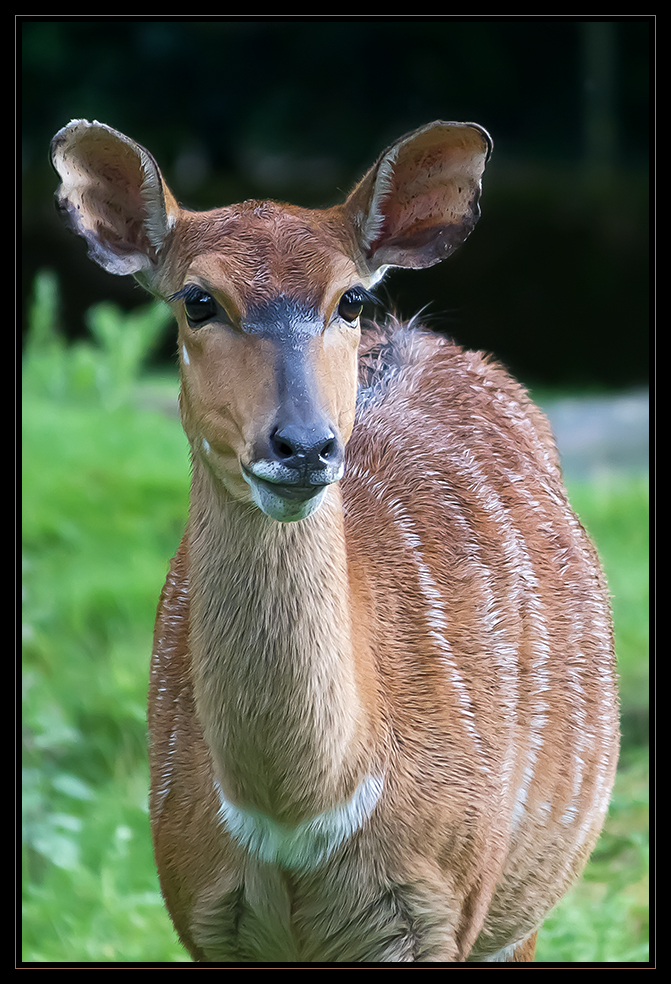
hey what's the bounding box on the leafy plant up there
[23,269,173,407]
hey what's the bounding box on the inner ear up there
[344,121,492,273]
[51,119,179,279]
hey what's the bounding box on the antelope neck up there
[187,461,379,829]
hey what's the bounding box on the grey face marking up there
[241,295,323,340]
[242,297,325,428]
[243,295,330,443]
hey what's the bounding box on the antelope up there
[51,118,619,963]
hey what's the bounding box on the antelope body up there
[51,119,619,963]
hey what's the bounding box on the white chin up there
[247,478,328,523]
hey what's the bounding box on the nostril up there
[269,425,342,471]
[320,438,336,461]
[270,429,296,461]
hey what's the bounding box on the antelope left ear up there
[343,121,492,275]
[50,119,180,284]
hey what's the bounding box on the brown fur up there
[147,325,618,961]
[51,119,619,962]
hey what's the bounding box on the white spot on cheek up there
[202,438,211,454]
[182,345,190,365]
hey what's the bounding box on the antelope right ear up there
[50,119,180,283]
[344,121,492,276]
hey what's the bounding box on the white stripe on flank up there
[216,774,384,873]
[349,462,489,772]
[350,441,553,827]
[450,453,552,834]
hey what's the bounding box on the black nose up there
[270,423,342,477]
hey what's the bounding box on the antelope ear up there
[344,121,492,275]
[50,119,180,281]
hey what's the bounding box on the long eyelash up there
[348,286,379,307]
[169,284,208,303]
[168,286,190,303]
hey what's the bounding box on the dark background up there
[21,17,651,388]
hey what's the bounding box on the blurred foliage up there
[21,18,650,386]
[24,270,173,408]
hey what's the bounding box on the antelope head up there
[51,119,491,521]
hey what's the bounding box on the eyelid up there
[170,284,239,329]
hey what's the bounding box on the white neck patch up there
[216,774,384,873]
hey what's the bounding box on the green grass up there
[22,274,189,963]
[533,475,650,963]
[535,742,649,963]
[21,274,649,964]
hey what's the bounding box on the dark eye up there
[337,288,366,324]
[181,286,217,327]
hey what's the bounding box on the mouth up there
[241,463,339,522]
